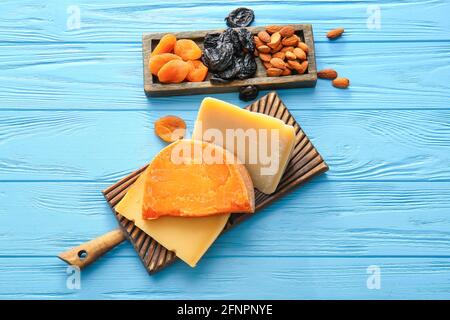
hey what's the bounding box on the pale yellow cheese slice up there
[115,168,230,267]
[192,97,296,194]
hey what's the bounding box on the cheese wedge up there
[115,169,230,267]
[192,98,296,194]
[142,139,255,219]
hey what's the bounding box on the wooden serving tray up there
[103,92,328,274]
[143,25,317,97]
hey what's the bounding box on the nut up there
[257,45,271,53]
[293,48,306,60]
[318,69,338,79]
[281,68,292,76]
[254,36,264,48]
[327,28,345,40]
[267,32,281,49]
[332,77,350,88]
[263,62,273,69]
[273,52,285,60]
[297,60,308,74]
[298,41,309,53]
[270,57,286,69]
[271,43,284,53]
[266,68,283,77]
[259,53,272,62]
[266,25,282,34]
[287,59,302,70]
[279,26,295,37]
[257,31,271,43]
[282,35,298,47]
[285,51,297,60]
[281,46,294,53]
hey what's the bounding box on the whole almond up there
[327,28,345,39]
[266,25,282,34]
[332,77,350,88]
[271,43,284,53]
[287,60,302,70]
[267,32,281,49]
[263,62,273,69]
[282,35,298,47]
[270,57,286,69]
[257,45,271,53]
[285,51,297,60]
[279,26,295,37]
[281,68,292,76]
[258,31,271,43]
[293,47,306,60]
[259,53,272,62]
[273,52,285,60]
[281,46,294,53]
[297,60,308,74]
[298,41,309,53]
[267,68,283,77]
[318,69,338,79]
[254,36,264,48]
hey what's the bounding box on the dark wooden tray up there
[143,25,317,97]
[103,92,328,274]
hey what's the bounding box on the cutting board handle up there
[58,229,126,269]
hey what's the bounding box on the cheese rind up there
[115,170,230,267]
[192,97,296,194]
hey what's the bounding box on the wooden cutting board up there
[102,91,328,274]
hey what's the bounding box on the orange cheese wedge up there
[142,139,255,219]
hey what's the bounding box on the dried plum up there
[203,33,221,49]
[202,42,234,72]
[239,85,259,101]
[237,28,255,53]
[236,54,257,80]
[210,76,232,85]
[225,7,255,28]
[220,28,241,55]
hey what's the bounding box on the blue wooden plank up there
[0,0,448,42]
[1,181,450,257]
[0,41,449,110]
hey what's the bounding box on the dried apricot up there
[174,39,202,61]
[186,60,208,82]
[152,34,177,56]
[149,53,181,76]
[157,60,190,84]
[154,115,186,143]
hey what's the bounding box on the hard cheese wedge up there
[115,169,230,267]
[142,139,255,219]
[192,98,296,194]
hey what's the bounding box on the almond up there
[257,45,271,53]
[297,60,308,74]
[282,35,298,47]
[287,60,301,70]
[297,41,309,53]
[266,68,283,77]
[266,25,282,34]
[293,47,306,60]
[271,43,284,53]
[259,53,272,62]
[273,52,285,60]
[285,51,297,60]
[267,32,281,49]
[279,26,295,37]
[270,57,286,69]
[318,68,338,79]
[281,68,292,76]
[254,36,264,48]
[258,31,271,43]
[281,46,294,53]
[332,77,350,88]
[327,28,345,40]
[263,62,273,69]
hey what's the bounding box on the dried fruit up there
[237,28,255,53]
[225,7,255,28]
[282,35,298,46]
[203,42,234,72]
[174,39,202,61]
[318,69,338,79]
[279,26,295,37]
[186,60,208,82]
[266,68,283,77]
[273,52,285,60]
[270,57,286,69]
[298,41,309,53]
[239,85,259,101]
[152,34,177,56]
[327,28,345,40]
[157,60,191,83]
[285,51,296,60]
[266,25,282,34]
[154,115,186,143]
[257,31,271,43]
[293,47,306,60]
[259,53,272,62]
[257,45,271,53]
[236,53,257,79]
[332,77,350,88]
[267,32,281,49]
[149,53,181,76]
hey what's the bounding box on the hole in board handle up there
[78,250,88,260]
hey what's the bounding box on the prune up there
[239,85,259,101]
[202,42,234,72]
[225,8,255,28]
[237,28,255,53]
[216,58,240,80]
[220,28,241,55]
[210,76,232,85]
[203,33,221,49]
[236,54,257,80]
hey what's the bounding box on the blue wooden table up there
[1,0,449,299]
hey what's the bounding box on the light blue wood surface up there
[0,0,449,299]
